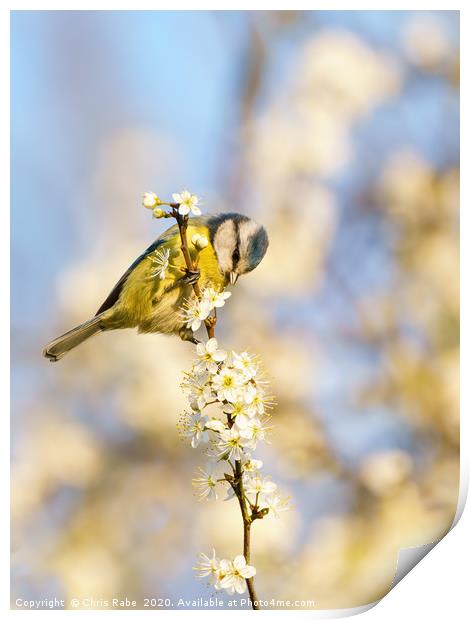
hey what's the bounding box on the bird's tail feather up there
[43,315,104,362]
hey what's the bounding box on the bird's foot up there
[179,327,200,345]
[166,268,201,292]
[182,268,200,286]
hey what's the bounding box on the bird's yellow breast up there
[102,223,226,335]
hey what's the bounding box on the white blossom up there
[212,367,244,403]
[142,191,161,209]
[194,549,221,586]
[181,371,212,411]
[148,247,170,280]
[244,474,277,502]
[192,465,219,500]
[263,492,290,518]
[232,351,259,380]
[219,556,256,594]
[184,413,209,448]
[241,417,269,447]
[202,287,232,309]
[205,419,227,433]
[243,458,263,472]
[182,298,211,332]
[191,233,209,250]
[244,383,267,416]
[195,338,227,374]
[223,400,255,429]
[172,190,201,216]
[217,427,251,461]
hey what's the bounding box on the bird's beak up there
[229,272,239,286]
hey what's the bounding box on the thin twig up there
[235,459,259,609]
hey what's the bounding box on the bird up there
[43,213,269,362]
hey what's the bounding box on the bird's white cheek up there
[213,219,237,273]
[215,248,234,275]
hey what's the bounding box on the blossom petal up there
[238,427,253,439]
[240,566,256,579]
[219,559,232,573]
[198,301,212,320]
[205,419,226,432]
[143,192,157,208]
[263,481,277,494]
[206,338,218,353]
[220,574,234,589]
[234,414,250,429]
[233,555,247,570]
[212,350,227,362]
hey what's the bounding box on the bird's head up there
[208,213,269,285]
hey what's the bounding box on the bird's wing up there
[95,237,167,316]
[94,217,210,316]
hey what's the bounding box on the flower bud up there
[192,234,208,250]
[143,192,161,209]
[152,208,165,219]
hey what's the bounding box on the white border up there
[5,3,465,617]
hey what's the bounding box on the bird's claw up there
[179,327,200,345]
[182,268,201,286]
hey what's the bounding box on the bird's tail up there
[43,315,104,362]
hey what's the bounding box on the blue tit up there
[43,213,269,362]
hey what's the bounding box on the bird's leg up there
[181,267,201,286]
[179,327,200,345]
[166,268,201,292]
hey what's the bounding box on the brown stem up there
[235,459,259,610]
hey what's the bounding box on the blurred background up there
[11,10,459,610]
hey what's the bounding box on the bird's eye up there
[232,248,240,264]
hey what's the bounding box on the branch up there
[172,208,258,609]
[235,459,259,609]
[223,414,260,610]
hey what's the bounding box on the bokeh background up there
[11,10,459,610]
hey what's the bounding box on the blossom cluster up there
[194,550,256,595]
[142,189,201,218]
[178,337,289,595]
[182,289,231,332]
